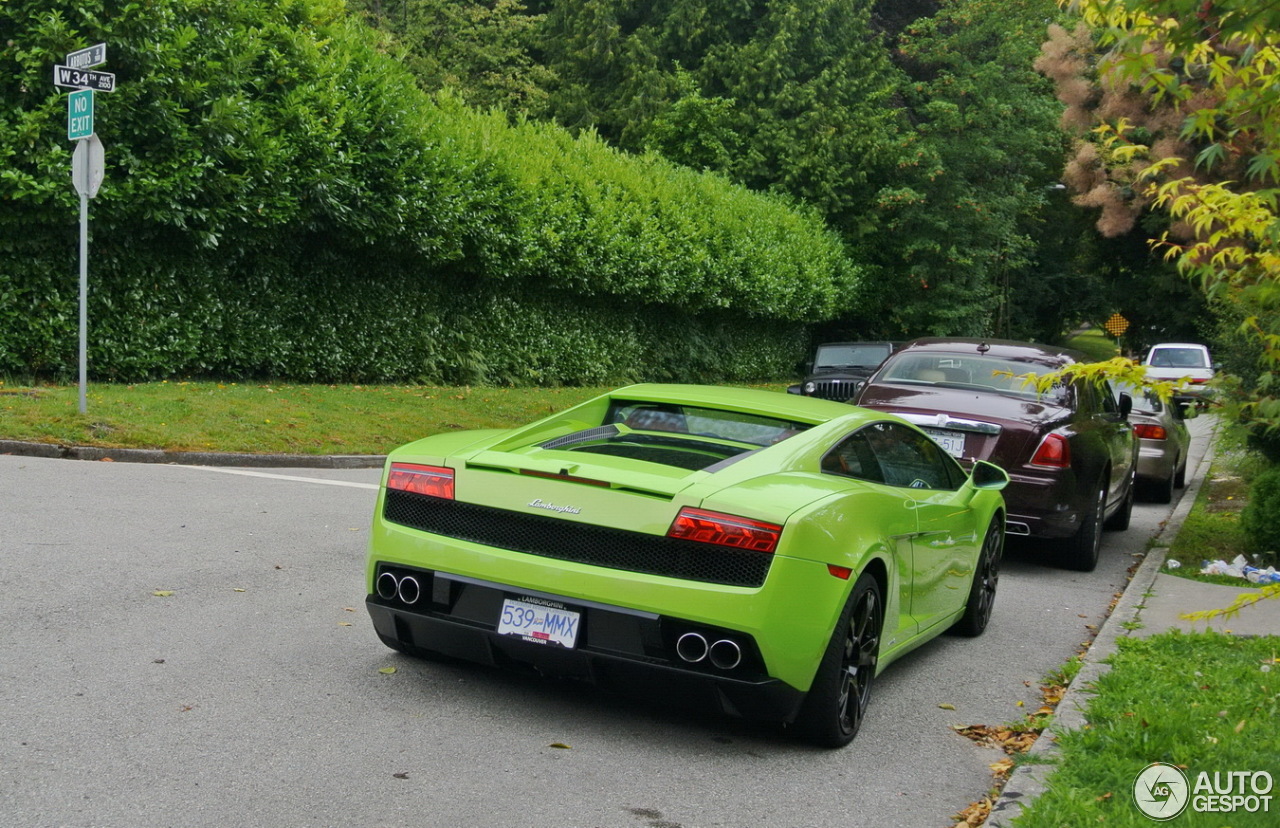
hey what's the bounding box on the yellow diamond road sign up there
[1104,313,1129,337]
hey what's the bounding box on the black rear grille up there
[383,489,772,588]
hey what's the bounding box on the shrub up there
[1240,464,1280,564]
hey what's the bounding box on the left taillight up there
[387,463,455,500]
[1133,423,1168,441]
[667,507,782,554]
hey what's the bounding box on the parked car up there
[787,341,899,401]
[1115,383,1191,504]
[854,338,1138,571]
[366,384,1009,747]
[1142,342,1216,402]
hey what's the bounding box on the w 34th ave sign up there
[53,65,116,93]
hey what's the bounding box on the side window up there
[821,430,884,484]
[822,423,963,490]
[1098,381,1120,416]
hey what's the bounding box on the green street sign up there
[68,88,94,141]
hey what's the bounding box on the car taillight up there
[387,463,455,499]
[1134,423,1168,440]
[667,507,782,554]
[1029,433,1071,469]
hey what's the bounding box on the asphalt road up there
[0,416,1214,828]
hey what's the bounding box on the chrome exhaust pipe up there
[376,572,400,601]
[709,639,742,670]
[397,575,422,605]
[675,632,709,663]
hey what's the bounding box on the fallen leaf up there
[1097,792,1113,802]
[344,607,356,612]
[152,590,174,597]
[233,588,246,593]
[100,457,114,462]
[549,742,572,749]
[938,703,956,710]
[338,622,352,627]
[1235,719,1247,733]
[393,772,409,780]
[379,666,397,675]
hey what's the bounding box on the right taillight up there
[1134,423,1168,441]
[1029,433,1071,468]
[667,508,782,553]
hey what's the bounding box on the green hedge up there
[0,0,855,383]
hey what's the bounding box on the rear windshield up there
[1148,347,1208,369]
[879,354,1067,401]
[814,343,891,370]
[537,401,810,471]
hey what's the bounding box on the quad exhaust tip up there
[675,632,742,670]
[376,571,422,605]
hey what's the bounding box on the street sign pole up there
[59,43,111,413]
[79,179,89,414]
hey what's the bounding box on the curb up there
[0,439,386,469]
[984,416,1219,827]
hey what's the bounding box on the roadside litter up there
[1195,554,1280,583]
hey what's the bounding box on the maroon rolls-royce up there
[854,338,1138,571]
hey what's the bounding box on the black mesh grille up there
[383,489,772,588]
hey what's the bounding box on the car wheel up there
[951,518,1003,637]
[1174,459,1187,489]
[793,572,883,748]
[1061,481,1105,572]
[1104,468,1135,530]
[1150,465,1175,504]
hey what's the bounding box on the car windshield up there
[879,354,1067,401]
[814,344,890,370]
[538,401,811,471]
[1149,347,1208,369]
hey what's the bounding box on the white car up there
[1143,343,1215,401]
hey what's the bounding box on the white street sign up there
[65,43,107,70]
[54,65,116,93]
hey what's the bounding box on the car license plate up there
[496,597,580,648]
[923,427,966,458]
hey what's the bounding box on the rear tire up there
[1061,481,1105,572]
[792,573,883,748]
[1174,459,1187,489]
[1150,466,1175,504]
[952,519,1003,637]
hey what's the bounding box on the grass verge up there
[0,380,789,455]
[1009,630,1280,827]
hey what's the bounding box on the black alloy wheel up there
[952,519,1004,637]
[793,573,883,747]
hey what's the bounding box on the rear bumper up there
[1002,471,1083,540]
[366,566,805,722]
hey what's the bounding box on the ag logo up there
[1134,762,1190,820]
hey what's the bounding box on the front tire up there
[952,519,1003,637]
[792,573,883,748]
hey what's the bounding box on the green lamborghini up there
[365,384,1008,746]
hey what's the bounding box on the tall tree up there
[852,0,1073,337]
[536,0,905,233]
[349,0,554,114]
[1043,1,1280,438]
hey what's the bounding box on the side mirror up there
[1117,391,1133,420]
[970,460,1010,491]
